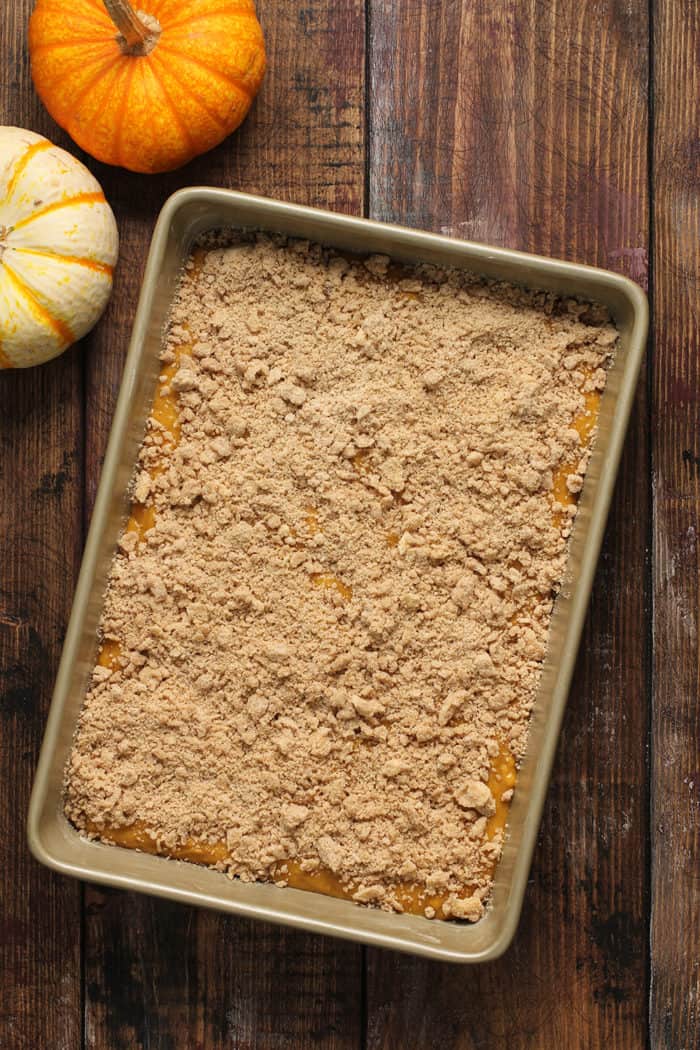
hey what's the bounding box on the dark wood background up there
[1,1,697,1047]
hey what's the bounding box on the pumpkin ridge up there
[30,35,116,53]
[63,50,127,118]
[12,191,107,232]
[145,58,198,153]
[31,3,111,30]
[3,140,52,203]
[148,50,227,131]
[145,0,217,16]
[34,50,127,133]
[162,6,257,34]
[112,59,139,169]
[155,42,253,101]
[0,344,11,369]
[134,0,176,18]
[78,0,113,15]
[11,247,114,277]
[30,41,121,77]
[2,260,75,347]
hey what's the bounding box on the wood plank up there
[85,893,363,1048]
[650,2,700,1047]
[0,5,83,1047]
[0,357,84,1050]
[366,2,650,1047]
[81,1,367,1046]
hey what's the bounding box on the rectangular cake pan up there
[28,188,648,963]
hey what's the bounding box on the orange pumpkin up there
[29,0,266,174]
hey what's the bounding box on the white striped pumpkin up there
[0,126,118,368]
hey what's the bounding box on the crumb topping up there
[65,233,615,920]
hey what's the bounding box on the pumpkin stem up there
[103,0,160,54]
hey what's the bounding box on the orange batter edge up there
[85,745,515,920]
[88,273,603,920]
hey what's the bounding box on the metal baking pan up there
[27,188,648,963]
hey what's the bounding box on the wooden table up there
[1,1,697,1047]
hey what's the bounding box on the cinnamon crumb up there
[65,232,615,920]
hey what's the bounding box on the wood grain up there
[0,356,84,1050]
[651,2,700,1047]
[79,2,367,1047]
[85,890,363,1049]
[366,2,650,1047]
[10,0,700,1045]
[0,3,83,1048]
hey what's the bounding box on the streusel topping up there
[65,234,614,920]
